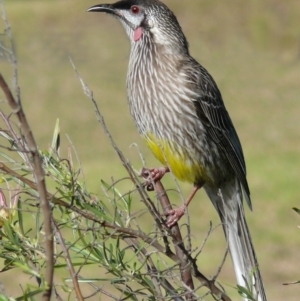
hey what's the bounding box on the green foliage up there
[0,121,156,299]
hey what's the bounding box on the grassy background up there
[1,0,300,300]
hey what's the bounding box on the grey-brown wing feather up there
[186,59,251,208]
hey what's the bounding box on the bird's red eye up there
[131,5,140,14]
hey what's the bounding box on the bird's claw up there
[140,167,169,191]
[163,205,185,227]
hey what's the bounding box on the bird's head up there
[87,0,188,54]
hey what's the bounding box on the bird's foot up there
[163,205,185,227]
[140,167,170,191]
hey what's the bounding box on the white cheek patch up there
[150,26,169,45]
[134,27,143,42]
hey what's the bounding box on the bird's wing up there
[185,60,251,207]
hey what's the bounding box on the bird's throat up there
[134,27,143,42]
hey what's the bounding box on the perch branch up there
[153,178,195,301]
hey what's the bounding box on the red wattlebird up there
[88,1,267,300]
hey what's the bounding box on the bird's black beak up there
[87,4,116,14]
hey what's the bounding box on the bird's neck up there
[129,34,186,73]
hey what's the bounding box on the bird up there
[87,1,267,300]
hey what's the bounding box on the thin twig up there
[0,111,32,166]
[53,220,84,301]
[81,281,119,300]
[212,246,229,282]
[194,222,222,259]
[66,133,87,190]
[53,287,64,301]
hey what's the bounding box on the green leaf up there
[283,280,300,285]
[65,277,117,283]
[0,294,16,301]
[143,276,155,291]
[102,242,109,265]
[236,284,256,301]
[101,179,131,212]
[54,262,94,269]
[35,207,41,245]
[17,198,24,236]
[292,207,300,215]
[50,118,60,155]
[3,221,20,247]
[0,150,16,164]
[68,243,101,263]
[83,203,113,223]
[14,261,41,278]
[109,242,114,263]
[15,288,45,301]
[115,285,143,301]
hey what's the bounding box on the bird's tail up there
[204,179,267,301]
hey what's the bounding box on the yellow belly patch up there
[144,133,208,184]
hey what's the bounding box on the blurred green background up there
[1,0,300,300]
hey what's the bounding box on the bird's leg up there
[140,166,170,191]
[164,183,203,227]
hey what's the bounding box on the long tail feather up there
[204,179,267,301]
